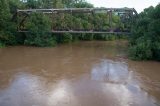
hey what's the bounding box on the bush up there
[72,34,80,42]
[0,42,5,48]
[152,41,160,61]
[57,33,73,43]
[79,34,94,40]
[129,4,160,61]
[0,0,18,45]
[25,13,56,47]
[129,38,152,60]
[94,34,117,41]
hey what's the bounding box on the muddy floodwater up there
[0,41,160,106]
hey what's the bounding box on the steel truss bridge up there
[17,8,138,35]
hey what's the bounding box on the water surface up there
[0,41,160,106]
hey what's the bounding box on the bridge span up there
[17,8,138,35]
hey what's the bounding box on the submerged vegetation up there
[129,4,160,61]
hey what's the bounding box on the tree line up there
[129,4,160,61]
[1,0,159,61]
[0,0,127,47]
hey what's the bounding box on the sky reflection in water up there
[0,59,158,106]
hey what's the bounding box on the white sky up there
[86,0,160,13]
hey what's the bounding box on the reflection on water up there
[91,60,129,84]
[0,41,160,106]
[91,60,156,106]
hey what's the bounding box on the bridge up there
[17,8,138,35]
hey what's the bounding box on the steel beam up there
[17,8,138,15]
[18,30,131,35]
[17,7,138,34]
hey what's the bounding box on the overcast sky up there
[86,0,160,13]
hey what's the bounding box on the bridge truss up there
[17,8,138,34]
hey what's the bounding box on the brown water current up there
[0,40,160,106]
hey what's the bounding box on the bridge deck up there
[18,30,131,35]
[17,8,138,15]
[17,8,137,34]
[17,8,138,16]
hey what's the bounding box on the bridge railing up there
[16,8,138,34]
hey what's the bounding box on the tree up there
[0,0,17,45]
[129,3,160,61]
[0,0,129,47]
[25,13,56,47]
[52,0,64,8]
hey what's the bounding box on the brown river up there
[0,41,160,106]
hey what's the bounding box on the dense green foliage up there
[129,4,160,61]
[1,0,159,61]
[0,0,127,47]
[25,13,56,47]
[0,0,16,45]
